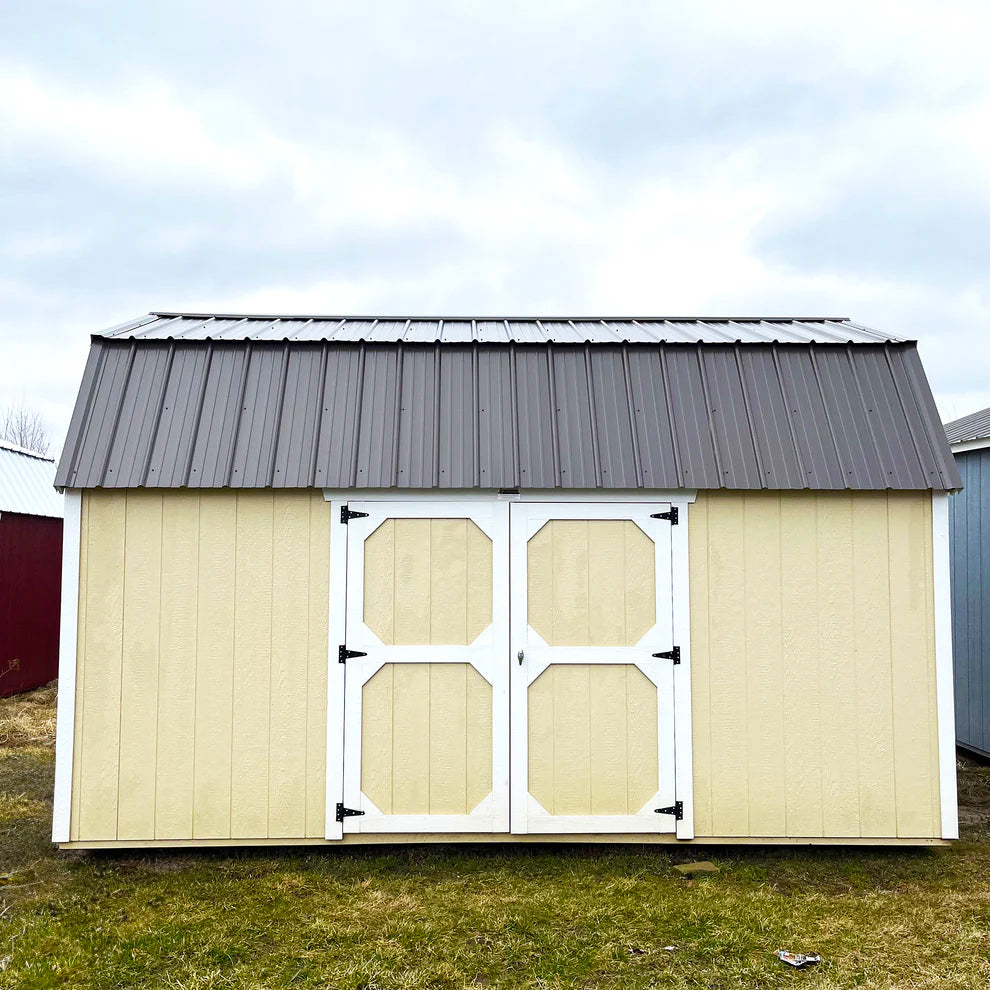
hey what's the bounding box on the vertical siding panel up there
[231,491,274,837]
[466,520,493,643]
[852,494,896,836]
[70,495,90,842]
[888,493,937,836]
[816,494,860,836]
[364,519,394,644]
[361,664,394,814]
[77,492,126,841]
[268,492,310,838]
[553,521,590,646]
[688,494,712,836]
[391,663,431,813]
[923,495,941,830]
[193,492,236,838]
[967,462,983,749]
[117,492,163,840]
[430,519,467,643]
[465,665,493,810]
[588,664,627,813]
[553,664,592,815]
[625,665,660,812]
[526,522,552,644]
[780,495,823,836]
[949,482,969,750]
[527,666,555,813]
[394,520,431,644]
[156,491,200,839]
[588,521,625,645]
[706,493,749,836]
[976,458,989,752]
[306,491,330,837]
[742,494,786,836]
[429,664,467,813]
[624,521,656,645]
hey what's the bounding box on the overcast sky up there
[2,0,989,453]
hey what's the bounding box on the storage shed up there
[53,313,960,848]
[944,406,990,757]
[0,439,63,697]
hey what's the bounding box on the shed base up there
[57,834,950,850]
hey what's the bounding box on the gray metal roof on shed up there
[102,312,902,345]
[0,440,63,518]
[56,316,959,492]
[945,405,990,445]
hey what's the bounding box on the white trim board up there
[323,499,349,840]
[932,492,958,840]
[950,438,990,454]
[325,489,698,504]
[51,490,81,843]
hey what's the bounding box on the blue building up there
[946,407,990,757]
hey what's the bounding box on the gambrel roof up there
[56,314,959,492]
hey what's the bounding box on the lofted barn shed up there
[52,313,960,848]
[0,439,63,697]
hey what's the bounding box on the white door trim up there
[932,492,958,840]
[323,499,349,840]
[509,501,685,835]
[340,500,510,833]
[52,490,82,843]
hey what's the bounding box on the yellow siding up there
[360,663,492,814]
[689,491,940,839]
[71,490,331,842]
[527,520,656,646]
[527,664,659,815]
[363,518,493,645]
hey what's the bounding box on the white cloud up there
[3,0,990,446]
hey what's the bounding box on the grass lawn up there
[2,685,990,988]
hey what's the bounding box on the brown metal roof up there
[99,312,902,345]
[56,334,959,491]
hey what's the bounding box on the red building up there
[0,439,63,697]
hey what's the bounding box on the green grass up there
[3,686,990,988]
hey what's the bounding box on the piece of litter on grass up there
[775,950,821,969]
[663,946,677,952]
[674,861,719,875]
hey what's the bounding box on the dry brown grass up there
[0,679,57,747]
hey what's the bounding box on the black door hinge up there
[655,801,683,820]
[340,505,369,524]
[338,645,368,664]
[336,802,365,822]
[651,507,678,525]
[653,646,681,664]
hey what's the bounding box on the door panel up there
[511,503,676,834]
[341,501,509,833]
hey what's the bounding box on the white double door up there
[332,499,678,837]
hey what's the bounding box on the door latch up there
[517,649,525,665]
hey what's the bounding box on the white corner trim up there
[324,500,348,839]
[52,490,81,843]
[932,492,958,840]
[670,501,694,839]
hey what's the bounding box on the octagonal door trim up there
[340,501,510,833]
[509,503,678,835]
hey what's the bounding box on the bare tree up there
[0,398,51,456]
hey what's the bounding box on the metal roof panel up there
[56,338,957,492]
